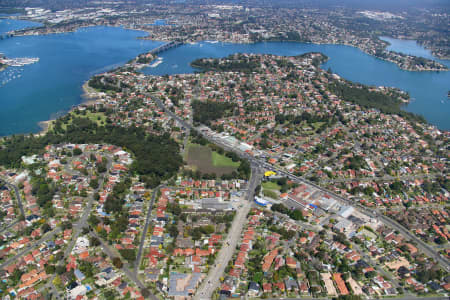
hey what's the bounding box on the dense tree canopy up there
[328,81,425,123]
[0,118,182,188]
[191,100,235,126]
[191,55,261,73]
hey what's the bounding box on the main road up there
[152,95,450,272]
[265,162,450,271]
[194,166,263,300]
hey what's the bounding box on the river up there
[0,19,449,135]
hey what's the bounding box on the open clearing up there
[187,144,238,176]
[262,181,281,191]
[48,110,107,131]
[211,151,240,167]
[262,181,281,199]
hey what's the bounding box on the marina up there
[149,57,163,68]
[0,56,39,67]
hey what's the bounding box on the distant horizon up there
[1,0,449,11]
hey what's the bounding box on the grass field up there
[187,144,238,176]
[75,110,107,124]
[262,181,281,191]
[212,151,240,167]
[263,189,278,199]
[48,110,107,131]
[311,121,325,130]
[262,181,281,200]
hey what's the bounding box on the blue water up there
[0,19,40,35]
[143,41,450,130]
[0,24,163,136]
[146,19,169,26]
[0,20,449,136]
[380,36,435,60]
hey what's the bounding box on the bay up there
[380,36,435,61]
[1,19,449,135]
[0,23,163,136]
[143,41,450,130]
[0,19,40,36]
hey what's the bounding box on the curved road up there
[0,178,25,217]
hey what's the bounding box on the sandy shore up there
[81,81,102,106]
[37,119,54,136]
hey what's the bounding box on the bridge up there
[148,41,183,55]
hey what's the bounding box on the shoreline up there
[37,81,100,136]
[80,80,101,106]
[0,23,446,137]
[7,19,448,72]
[37,119,53,136]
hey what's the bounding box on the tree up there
[191,228,202,241]
[141,289,151,298]
[41,223,51,233]
[167,224,179,238]
[119,249,136,262]
[112,257,123,269]
[79,260,94,277]
[90,178,99,189]
[97,162,107,173]
[61,221,72,230]
[104,289,120,300]
[90,236,101,246]
[73,148,82,156]
[191,100,235,125]
[45,264,56,274]
[201,225,215,235]
[53,275,62,288]
[435,236,447,245]
[56,265,65,275]
[10,268,24,285]
[88,214,100,226]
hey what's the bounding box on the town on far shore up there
[2,1,449,72]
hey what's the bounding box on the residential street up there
[262,163,450,272]
[134,185,163,273]
[63,154,111,258]
[154,94,450,273]
[0,227,62,269]
[89,230,158,300]
[0,178,25,217]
